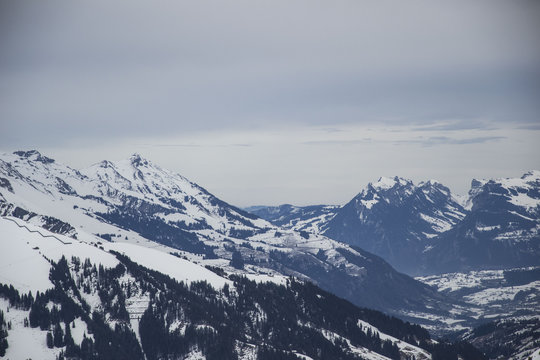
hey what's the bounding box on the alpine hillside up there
[1,215,485,360]
[0,150,449,326]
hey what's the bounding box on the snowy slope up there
[423,171,540,274]
[0,215,444,360]
[0,216,118,294]
[0,216,229,292]
[105,242,231,289]
[81,154,271,232]
[1,150,523,359]
[0,151,269,243]
[0,215,233,359]
[0,298,64,360]
[0,150,446,319]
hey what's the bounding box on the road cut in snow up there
[0,217,55,294]
[0,217,120,293]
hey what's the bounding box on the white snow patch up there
[243,273,288,286]
[293,352,315,360]
[0,298,63,360]
[70,317,94,344]
[0,217,55,294]
[416,270,504,293]
[183,349,206,359]
[361,198,379,209]
[419,213,452,233]
[357,319,432,360]
[105,242,231,289]
[0,217,118,294]
[476,225,501,232]
[509,193,540,210]
[371,176,397,190]
[520,347,540,360]
[464,281,540,306]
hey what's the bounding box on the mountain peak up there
[129,153,150,167]
[371,176,396,190]
[470,171,540,193]
[369,176,412,191]
[521,170,540,181]
[97,160,113,168]
[419,179,451,193]
[13,150,55,164]
[422,179,441,186]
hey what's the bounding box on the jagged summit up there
[93,154,153,170]
[0,149,448,321]
[521,169,540,179]
[467,171,540,212]
[250,170,540,275]
[129,153,151,167]
[317,176,468,274]
[419,179,442,187]
[422,170,540,274]
[368,176,412,191]
[13,149,55,164]
[471,170,540,188]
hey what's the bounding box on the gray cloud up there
[1,0,540,148]
[516,124,540,131]
[303,139,372,146]
[411,120,499,132]
[395,136,506,147]
[303,135,505,147]
[139,143,253,148]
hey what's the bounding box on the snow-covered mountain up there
[0,157,486,360]
[321,176,467,275]
[0,150,445,319]
[1,216,451,360]
[249,173,540,276]
[249,176,467,275]
[0,150,268,254]
[1,150,537,359]
[423,171,540,274]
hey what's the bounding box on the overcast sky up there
[1,0,539,206]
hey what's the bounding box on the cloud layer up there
[2,1,539,144]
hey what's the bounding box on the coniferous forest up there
[0,252,486,360]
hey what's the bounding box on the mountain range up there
[0,150,538,359]
[248,172,540,276]
[0,151,447,320]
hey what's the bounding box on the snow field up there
[0,298,62,360]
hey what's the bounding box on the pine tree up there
[64,322,74,347]
[53,323,64,347]
[230,250,245,270]
[47,332,54,349]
